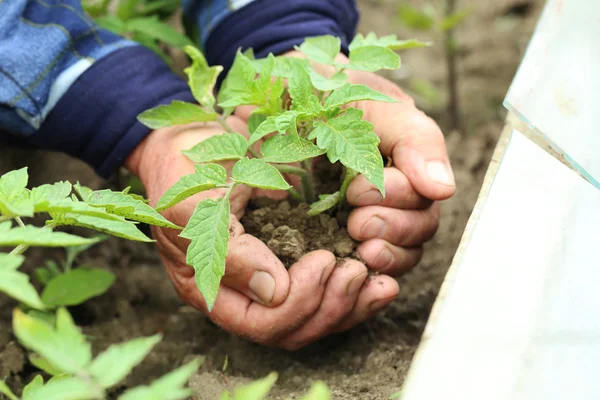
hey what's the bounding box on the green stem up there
[247,147,260,159]
[9,222,57,257]
[0,215,10,222]
[287,187,303,202]
[301,160,316,203]
[339,167,359,207]
[217,115,235,133]
[274,164,307,177]
[224,183,237,202]
[14,216,25,227]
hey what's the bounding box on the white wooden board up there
[504,0,600,188]
[400,130,600,400]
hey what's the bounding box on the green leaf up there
[248,116,277,146]
[274,110,301,135]
[299,381,331,400]
[0,268,45,309]
[64,235,108,270]
[297,35,340,65]
[308,192,341,216]
[137,100,218,129]
[0,252,25,270]
[248,114,267,135]
[82,189,180,229]
[288,64,321,114]
[232,158,292,190]
[261,135,326,163]
[349,32,432,51]
[309,109,385,195]
[127,16,194,48]
[22,375,44,400]
[231,372,278,400]
[156,164,227,212]
[217,50,258,111]
[0,223,98,247]
[180,198,230,311]
[182,132,248,163]
[116,0,139,20]
[73,183,93,200]
[20,376,101,400]
[132,31,172,64]
[325,84,397,109]
[0,381,18,400]
[389,390,403,399]
[41,268,115,307]
[118,357,202,400]
[96,15,127,34]
[27,309,56,326]
[184,45,223,108]
[34,197,129,221]
[13,308,91,374]
[398,4,436,31]
[344,46,401,72]
[441,8,472,32]
[307,69,348,91]
[89,334,162,389]
[30,181,72,203]
[0,167,34,217]
[81,0,110,17]
[51,214,152,242]
[29,354,63,376]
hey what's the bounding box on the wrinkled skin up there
[125,52,455,350]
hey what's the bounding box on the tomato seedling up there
[137,33,429,310]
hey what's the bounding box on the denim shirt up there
[0,0,358,177]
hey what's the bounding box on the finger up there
[221,231,290,306]
[332,274,399,333]
[176,250,337,345]
[349,73,456,200]
[347,203,440,247]
[346,167,432,210]
[276,259,368,350]
[357,239,423,276]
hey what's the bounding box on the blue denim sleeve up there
[182,0,360,73]
[0,0,194,178]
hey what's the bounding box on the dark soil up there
[0,0,545,399]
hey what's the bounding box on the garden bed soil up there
[0,0,545,398]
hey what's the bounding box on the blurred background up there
[0,1,545,399]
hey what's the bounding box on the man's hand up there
[125,117,400,350]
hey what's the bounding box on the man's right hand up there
[124,116,400,350]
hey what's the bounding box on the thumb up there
[389,110,456,200]
[221,219,290,307]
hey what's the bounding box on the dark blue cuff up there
[30,46,195,178]
[205,0,359,75]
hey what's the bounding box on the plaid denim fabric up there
[0,0,135,136]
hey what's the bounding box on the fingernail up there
[249,271,276,304]
[360,216,387,239]
[320,259,338,285]
[355,190,383,206]
[369,297,394,312]
[346,272,368,295]
[373,247,393,269]
[426,161,455,187]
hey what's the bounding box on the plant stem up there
[224,183,237,202]
[445,0,461,131]
[301,160,316,203]
[287,187,303,202]
[274,165,307,177]
[247,147,260,159]
[14,216,25,227]
[9,221,57,257]
[217,115,235,133]
[339,167,359,207]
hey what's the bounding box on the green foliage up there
[183,132,248,163]
[155,164,227,211]
[135,31,427,311]
[180,198,231,311]
[4,307,200,400]
[84,0,190,63]
[231,158,292,190]
[390,390,403,399]
[0,222,97,247]
[0,168,34,217]
[308,192,341,216]
[41,268,115,307]
[137,101,218,129]
[398,4,436,30]
[0,253,45,310]
[220,372,278,400]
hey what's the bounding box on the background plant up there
[82,0,193,65]
[398,0,472,130]
[137,33,429,310]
